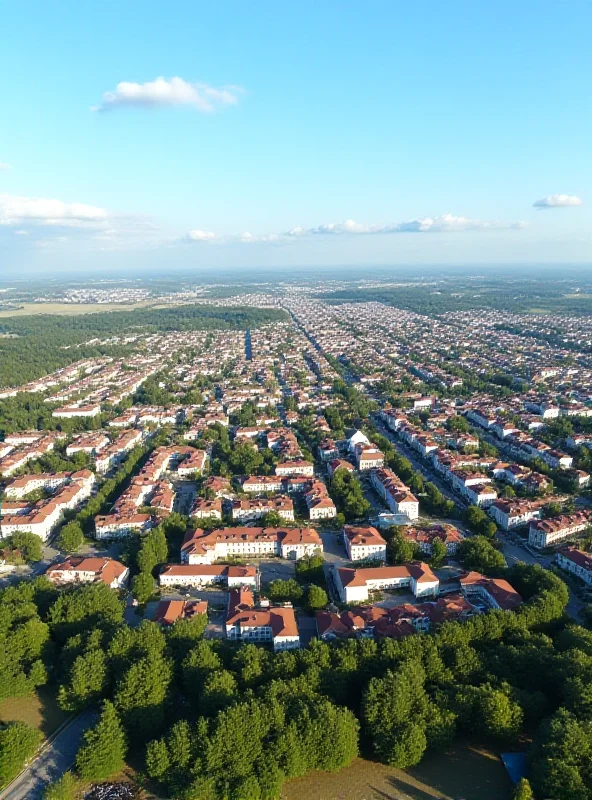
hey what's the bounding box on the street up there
[0,711,97,800]
[372,416,466,510]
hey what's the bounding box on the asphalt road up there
[0,711,96,800]
[372,417,466,509]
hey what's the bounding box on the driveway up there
[173,480,197,514]
[258,559,295,585]
[297,614,318,646]
[319,531,349,566]
[0,711,97,800]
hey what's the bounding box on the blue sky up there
[1,0,590,275]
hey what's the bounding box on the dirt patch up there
[0,687,70,736]
[283,744,512,800]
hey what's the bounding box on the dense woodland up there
[1,558,589,800]
[321,281,592,317]
[0,305,287,389]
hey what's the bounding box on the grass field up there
[283,744,513,800]
[0,301,160,318]
[0,688,70,736]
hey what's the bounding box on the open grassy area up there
[283,744,513,800]
[0,687,70,737]
[0,301,160,318]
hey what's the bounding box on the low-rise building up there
[556,547,592,586]
[231,496,295,522]
[335,563,439,604]
[275,460,315,477]
[459,571,522,610]
[46,556,129,588]
[154,599,208,626]
[528,512,591,549]
[343,525,387,562]
[225,587,300,651]
[159,563,258,589]
[180,526,323,564]
[403,524,463,555]
[191,497,223,520]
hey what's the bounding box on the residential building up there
[159,563,258,589]
[225,587,300,651]
[154,599,208,626]
[459,571,522,610]
[180,526,323,564]
[46,556,129,588]
[556,548,592,586]
[335,563,439,603]
[343,525,387,562]
[528,512,591,549]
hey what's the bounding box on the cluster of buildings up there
[2,470,96,540]
[3,284,592,653]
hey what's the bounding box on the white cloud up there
[0,193,108,226]
[92,77,242,113]
[181,213,525,247]
[0,163,11,171]
[186,229,216,241]
[533,194,583,208]
[301,214,526,235]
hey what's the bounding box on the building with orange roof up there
[225,588,300,651]
[46,556,129,588]
[153,599,208,626]
[459,571,522,611]
[343,525,387,562]
[159,563,258,589]
[335,562,439,604]
[180,526,323,565]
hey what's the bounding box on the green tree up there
[201,669,237,715]
[166,614,208,660]
[47,582,124,642]
[58,647,108,712]
[0,722,43,786]
[114,652,172,738]
[386,530,419,565]
[132,571,155,604]
[3,531,43,562]
[56,522,84,552]
[267,578,303,604]
[458,536,506,574]
[43,772,79,800]
[145,738,170,781]
[430,538,447,569]
[512,778,534,800]
[305,584,328,610]
[76,701,127,781]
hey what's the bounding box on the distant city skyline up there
[1,0,590,274]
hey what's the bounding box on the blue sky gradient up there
[0,0,590,274]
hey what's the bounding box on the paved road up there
[0,711,96,800]
[372,417,466,509]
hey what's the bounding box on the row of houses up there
[1,470,96,541]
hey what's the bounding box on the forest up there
[1,555,590,800]
[319,280,592,317]
[0,304,288,389]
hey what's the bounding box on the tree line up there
[0,554,585,799]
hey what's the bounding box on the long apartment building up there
[1,470,96,541]
[159,563,258,589]
[180,526,323,565]
[370,467,419,520]
[335,563,439,604]
[528,512,591,549]
[231,496,294,522]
